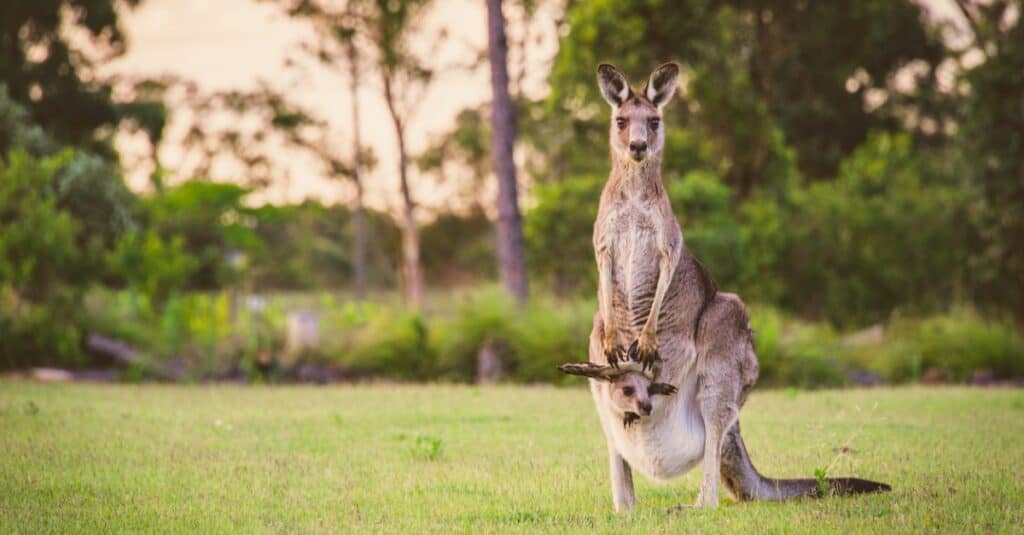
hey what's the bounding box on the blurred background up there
[1,0,1021,387]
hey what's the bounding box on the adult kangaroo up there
[559,63,890,511]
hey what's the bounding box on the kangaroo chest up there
[596,197,672,332]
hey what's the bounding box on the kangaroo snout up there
[629,141,648,160]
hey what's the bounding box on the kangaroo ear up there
[558,361,647,380]
[648,382,678,396]
[643,62,680,109]
[597,64,631,108]
[558,362,615,381]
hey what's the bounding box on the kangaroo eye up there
[622,386,634,397]
[649,118,660,131]
[615,118,627,129]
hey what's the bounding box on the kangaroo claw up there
[604,344,626,368]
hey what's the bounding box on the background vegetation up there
[1,0,1022,386]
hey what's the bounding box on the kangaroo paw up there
[627,339,660,372]
[604,343,626,368]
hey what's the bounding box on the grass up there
[1,384,1022,534]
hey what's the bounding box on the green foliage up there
[0,150,92,368]
[346,310,434,379]
[0,85,52,156]
[107,230,197,314]
[544,0,944,186]
[0,150,81,300]
[420,208,496,286]
[428,288,594,383]
[0,303,85,370]
[958,9,1024,324]
[748,305,848,388]
[667,170,746,290]
[429,290,518,381]
[744,133,970,326]
[247,201,401,290]
[525,175,601,295]
[814,467,829,497]
[506,297,594,383]
[848,309,1024,383]
[143,181,261,289]
[54,152,137,246]
[86,289,285,379]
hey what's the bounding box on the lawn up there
[1,383,1022,534]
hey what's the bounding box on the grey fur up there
[564,63,890,512]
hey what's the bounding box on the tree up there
[344,28,370,301]
[543,0,947,190]
[261,0,375,299]
[487,0,529,303]
[955,0,1024,332]
[267,0,441,309]
[368,0,441,309]
[0,0,149,157]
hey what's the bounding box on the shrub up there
[848,309,1024,383]
[505,297,594,383]
[429,289,518,381]
[749,304,848,388]
[342,310,435,380]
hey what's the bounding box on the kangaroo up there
[559,63,891,511]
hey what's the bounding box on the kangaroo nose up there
[629,141,647,153]
[639,401,652,415]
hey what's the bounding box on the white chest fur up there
[596,376,706,482]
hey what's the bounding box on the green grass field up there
[2,383,1022,534]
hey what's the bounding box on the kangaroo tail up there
[720,424,891,500]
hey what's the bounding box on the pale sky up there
[104,0,562,212]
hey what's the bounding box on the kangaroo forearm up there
[642,250,677,336]
[598,252,616,336]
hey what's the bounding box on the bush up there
[0,303,85,370]
[342,310,435,380]
[745,134,971,327]
[429,289,518,381]
[748,304,848,388]
[848,309,1024,383]
[426,288,594,383]
[85,289,285,379]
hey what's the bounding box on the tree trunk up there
[486,0,529,304]
[382,71,424,310]
[347,41,367,301]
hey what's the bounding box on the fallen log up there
[85,334,186,381]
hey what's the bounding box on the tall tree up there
[486,0,528,303]
[260,1,374,298]
[366,0,443,309]
[268,0,438,309]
